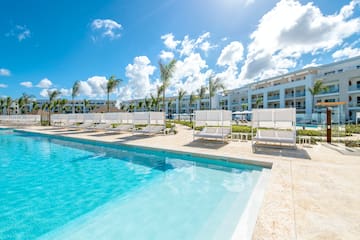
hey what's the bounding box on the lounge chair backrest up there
[252,108,295,129]
[149,112,164,125]
[133,112,150,124]
[194,110,232,127]
[118,112,133,124]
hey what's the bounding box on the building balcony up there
[348,85,360,92]
[285,92,306,98]
[348,103,360,108]
[267,95,280,101]
[318,88,339,95]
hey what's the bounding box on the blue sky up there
[1,0,360,102]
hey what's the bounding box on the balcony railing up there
[348,85,360,92]
[285,92,306,98]
[267,95,280,101]
[319,88,339,95]
[348,103,360,107]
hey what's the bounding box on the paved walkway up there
[5,125,360,240]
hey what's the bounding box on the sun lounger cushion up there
[253,129,295,144]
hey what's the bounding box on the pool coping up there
[14,128,273,169]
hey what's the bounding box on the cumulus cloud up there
[78,76,108,98]
[6,25,31,42]
[161,32,215,56]
[240,0,360,81]
[159,50,174,61]
[91,19,122,40]
[332,46,360,60]
[59,88,71,96]
[0,84,8,88]
[20,81,33,88]
[179,32,214,56]
[217,41,244,67]
[0,68,11,76]
[170,53,210,95]
[118,56,156,101]
[161,33,180,49]
[39,88,58,98]
[36,78,52,88]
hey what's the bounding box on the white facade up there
[121,56,360,122]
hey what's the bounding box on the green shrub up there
[231,125,252,133]
[297,129,324,136]
[346,124,360,134]
[345,140,360,147]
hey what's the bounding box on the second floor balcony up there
[348,85,360,92]
[318,87,339,95]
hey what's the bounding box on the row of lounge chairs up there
[52,112,167,136]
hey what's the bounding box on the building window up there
[349,81,352,86]
[338,69,343,73]
[357,96,360,104]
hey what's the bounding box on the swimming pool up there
[0,129,269,239]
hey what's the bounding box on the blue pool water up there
[0,129,266,239]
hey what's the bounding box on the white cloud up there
[20,81,33,88]
[179,32,214,56]
[91,19,122,40]
[0,84,8,88]
[36,78,52,88]
[0,68,11,76]
[244,0,255,6]
[39,88,61,98]
[240,0,360,81]
[118,56,156,101]
[159,50,174,61]
[161,33,180,49]
[161,32,215,57]
[59,88,71,96]
[78,76,108,98]
[332,46,360,60]
[6,25,31,42]
[170,53,210,95]
[217,41,244,67]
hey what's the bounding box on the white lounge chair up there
[193,110,232,142]
[251,108,296,152]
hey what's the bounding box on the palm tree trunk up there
[107,93,110,112]
[72,97,75,114]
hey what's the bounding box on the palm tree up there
[6,97,12,115]
[32,101,39,112]
[83,99,90,113]
[17,97,25,114]
[150,85,162,111]
[241,103,248,111]
[177,89,186,120]
[59,99,67,113]
[189,93,197,113]
[255,96,263,108]
[137,101,144,112]
[208,75,225,110]
[197,86,207,110]
[308,80,329,113]
[144,97,152,111]
[0,98,5,115]
[72,81,80,114]
[128,103,135,112]
[48,90,60,125]
[159,59,177,114]
[105,75,122,112]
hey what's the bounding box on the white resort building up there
[123,56,360,123]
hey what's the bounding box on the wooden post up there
[326,107,331,143]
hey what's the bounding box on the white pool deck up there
[2,124,360,240]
